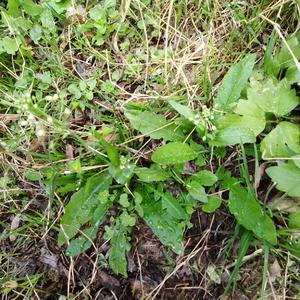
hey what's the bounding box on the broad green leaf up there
[161,192,188,220]
[89,5,106,20]
[119,211,136,227]
[261,122,300,158]
[108,221,131,277]
[286,66,300,85]
[228,184,277,245]
[40,9,56,32]
[202,196,222,213]
[247,78,299,117]
[169,100,205,130]
[289,210,300,229]
[186,180,207,202]
[277,35,300,69]
[212,99,265,146]
[210,125,256,146]
[58,173,112,246]
[151,142,197,165]
[193,170,218,186]
[1,37,19,55]
[119,193,130,207]
[138,186,185,254]
[7,0,20,16]
[93,130,120,167]
[109,163,135,184]
[45,0,72,14]
[125,110,184,141]
[66,194,113,256]
[135,167,171,182]
[22,0,43,16]
[214,54,256,112]
[266,162,300,197]
[292,155,300,169]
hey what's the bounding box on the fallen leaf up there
[269,259,281,283]
[65,144,74,159]
[10,214,21,242]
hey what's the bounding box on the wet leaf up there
[58,173,112,246]
[137,186,185,255]
[152,142,197,165]
[135,167,171,182]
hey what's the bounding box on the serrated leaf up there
[193,170,218,186]
[228,184,277,245]
[125,110,184,141]
[247,78,299,117]
[66,194,113,256]
[58,173,112,246]
[266,162,300,197]
[135,167,171,182]
[202,196,222,213]
[22,0,43,16]
[108,221,131,277]
[151,142,197,165]
[40,9,56,32]
[1,37,19,55]
[214,54,256,112]
[137,186,185,254]
[210,125,256,146]
[261,122,300,158]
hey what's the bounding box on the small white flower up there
[20,120,28,126]
[64,108,71,115]
[36,129,46,137]
[52,94,59,101]
[47,116,53,123]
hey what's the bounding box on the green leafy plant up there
[54,28,299,279]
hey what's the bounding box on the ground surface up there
[0,1,300,299]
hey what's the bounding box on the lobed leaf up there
[137,186,186,255]
[247,78,299,117]
[58,173,112,246]
[261,122,300,159]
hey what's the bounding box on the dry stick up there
[164,0,173,89]
[283,252,289,300]
[137,1,150,90]
[225,248,263,269]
